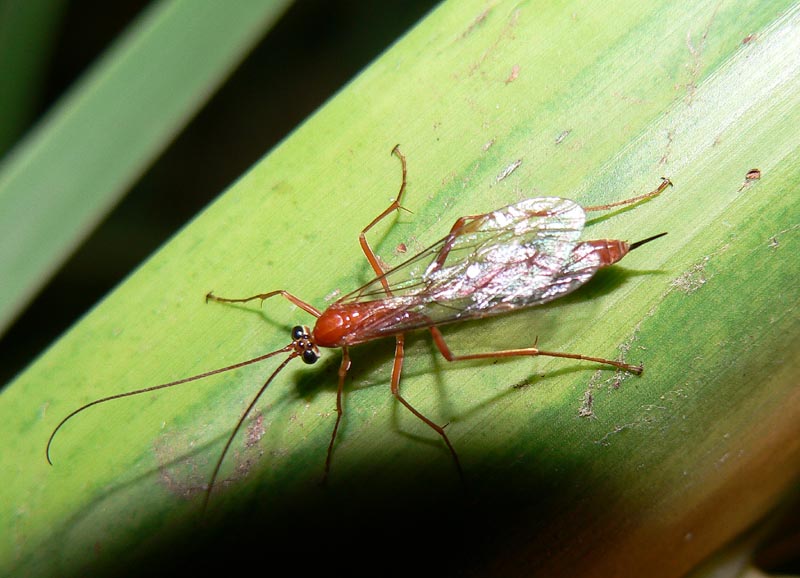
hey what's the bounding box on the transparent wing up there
[338,197,599,340]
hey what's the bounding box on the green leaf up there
[2,0,799,576]
[0,0,292,334]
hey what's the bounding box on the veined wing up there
[338,197,600,339]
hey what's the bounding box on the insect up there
[46,146,671,510]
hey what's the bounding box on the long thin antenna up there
[201,351,298,512]
[46,345,294,465]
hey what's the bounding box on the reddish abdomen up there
[578,239,630,268]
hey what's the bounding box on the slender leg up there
[389,334,464,478]
[206,289,321,318]
[357,149,466,473]
[359,145,412,286]
[583,178,672,213]
[429,326,643,374]
[323,147,415,479]
[323,347,351,482]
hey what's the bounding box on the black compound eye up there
[291,326,305,340]
[302,349,319,365]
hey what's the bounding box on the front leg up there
[206,289,321,318]
[323,347,351,483]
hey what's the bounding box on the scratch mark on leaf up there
[683,1,722,104]
[496,158,522,182]
[461,6,492,39]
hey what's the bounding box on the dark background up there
[0,0,440,387]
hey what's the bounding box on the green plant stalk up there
[0,0,293,335]
[2,1,799,576]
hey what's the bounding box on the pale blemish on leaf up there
[670,243,730,294]
[671,259,709,293]
[153,429,208,499]
[504,64,520,84]
[579,389,595,418]
[245,412,266,448]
